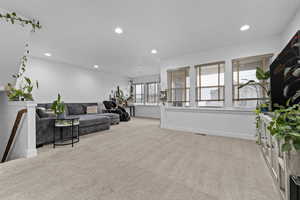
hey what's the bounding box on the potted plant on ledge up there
[268,102,300,175]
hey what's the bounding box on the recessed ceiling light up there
[151,49,158,54]
[44,53,52,57]
[114,27,123,34]
[240,24,250,31]
[94,65,99,69]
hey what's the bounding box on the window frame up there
[232,54,273,104]
[195,61,225,105]
[146,82,159,105]
[167,67,190,105]
[133,83,145,104]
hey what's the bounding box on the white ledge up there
[164,106,254,115]
[7,101,37,108]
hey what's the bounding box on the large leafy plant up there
[268,103,300,152]
[51,94,65,115]
[239,67,270,96]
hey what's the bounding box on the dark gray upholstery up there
[36,102,120,147]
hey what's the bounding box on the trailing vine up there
[1,11,41,101]
[0,12,41,32]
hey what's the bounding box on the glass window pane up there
[167,68,190,106]
[195,62,225,106]
[201,64,219,87]
[233,55,272,108]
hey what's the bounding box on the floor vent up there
[194,133,207,136]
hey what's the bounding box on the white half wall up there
[0,100,37,161]
[135,105,160,119]
[161,107,255,140]
[24,57,129,103]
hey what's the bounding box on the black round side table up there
[53,116,80,148]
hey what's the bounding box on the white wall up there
[0,96,37,161]
[135,105,160,119]
[131,74,160,84]
[24,57,129,103]
[281,6,300,48]
[161,107,255,140]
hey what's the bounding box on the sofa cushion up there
[68,104,85,115]
[71,115,110,127]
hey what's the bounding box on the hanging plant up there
[5,44,39,101]
[0,12,41,32]
[0,10,42,101]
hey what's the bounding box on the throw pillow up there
[86,106,98,114]
[68,104,85,115]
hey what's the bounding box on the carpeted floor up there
[0,118,280,200]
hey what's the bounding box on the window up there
[133,83,145,104]
[233,54,272,108]
[195,62,225,106]
[146,82,159,104]
[167,67,190,106]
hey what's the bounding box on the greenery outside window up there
[167,67,190,107]
[195,61,225,107]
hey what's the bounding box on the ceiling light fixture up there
[94,65,99,69]
[151,49,158,54]
[44,53,52,57]
[115,27,123,34]
[240,24,250,31]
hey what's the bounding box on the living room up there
[1,1,300,200]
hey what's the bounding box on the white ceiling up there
[1,0,300,77]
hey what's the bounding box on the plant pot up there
[57,113,66,119]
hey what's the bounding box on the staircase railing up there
[1,109,27,163]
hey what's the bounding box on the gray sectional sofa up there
[36,103,120,147]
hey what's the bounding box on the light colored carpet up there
[0,118,280,200]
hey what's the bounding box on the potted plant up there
[239,67,271,111]
[51,94,66,119]
[115,86,133,107]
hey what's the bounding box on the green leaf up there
[293,142,300,150]
[282,143,292,152]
